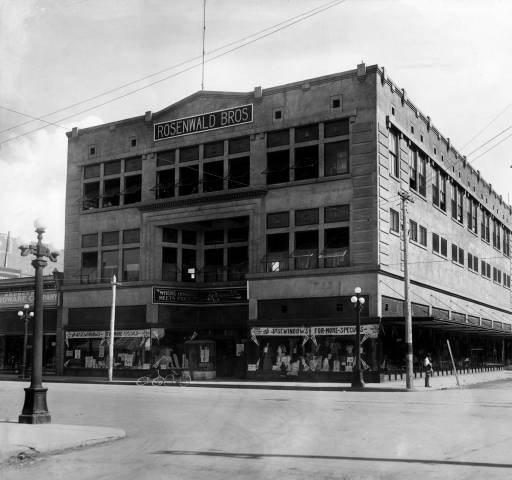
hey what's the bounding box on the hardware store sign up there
[0,290,57,307]
[154,104,253,141]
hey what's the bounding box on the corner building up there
[61,63,512,381]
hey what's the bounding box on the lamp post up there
[350,287,366,388]
[18,219,59,424]
[17,304,34,379]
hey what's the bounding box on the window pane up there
[125,156,142,172]
[182,248,196,282]
[122,248,140,281]
[162,228,178,243]
[228,156,250,189]
[295,124,318,143]
[102,231,119,246]
[267,212,289,229]
[203,161,224,192]
[101,250,118,283]
[179,145,199,162]
[204,249,224,282]
[156,150,175,167]
[324,119,349,137]
[266,150,289,184]
[295,208,319,226]
[267,129,289,147]
[204,141,224,158]
[227,246,248,280]
[294,145,318,180]
[162,247,177,281]
[156,169,175,199]
[104,160,121,176]
[182,230,197,245]
[103,178,120,207]
[229,136,250,154]
[84,164,100,179]
[81,233,98,248]
[324,141,349,176]
[324,205,349,223]
[266,233,289,272]
[124,175,141,204]
[205,229,224,245]
[81,251,98,284]
[324,227,349,267]
[228,227,249,243]
[294,230,318,269]
[83,182,100,210]
[179,166,199,195]
[123,229,140,244]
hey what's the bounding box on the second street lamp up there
[17,304,34,380]
[350,287,365,388]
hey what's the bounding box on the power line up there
[461,103,511,150]
[0,0,346,143]
[0,105,66,129]
[467,124,512,157]
[471,130,512,163]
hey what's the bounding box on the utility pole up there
[399,190,414,390]
[108,275,121,382]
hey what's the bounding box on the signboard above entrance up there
[153,286,247,305]
[251,325,379,338]
[154,104,253,141]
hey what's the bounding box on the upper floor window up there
[388,130,399,178]
[324,119,349,138]
[228,136,250,155]
[467,198,478,234]
[295,124,319,143]
[409,146,417,191]
[390,209,399,233]
[481,209,490,242]
[324,141,349,176]
[418,154,427,196]
[432,168,446,211]
[267,129,290,148]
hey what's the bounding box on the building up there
[61,63,512,380]
[0,274,60,373]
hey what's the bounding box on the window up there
[101,250,118,283]
[388,130,399,178]
[89,146,96,157]
[456,187,464,223]
[266,233,289,272]
[451,244,464,265]
[433,233,447,257]
[324,205,349,223]
[204,249,224,282]
[179,166,199,195]
[332,98,341,109]
[84,164,100,179]
[125,157,142,172]
[204,141,224,158]
[156,169,175,199]
[104,160,121,176]
[228,227,248,243]
[229,136,250,154]
[124,175,141,204]
[409,147,417,191]
[409,220,418,242]
[481,260,491,279]
[294,145,318,180]
[481,209,490,242]
[267,129,289,147]
[324,119,349,137]
[473,255,479,272]
[102,231,119,246]
[123,229,140,244]
[324,141,349,176]
[467,198,478,234]
[82,233,98,248]
[156,150,175,167]
[180,145,199,162]
[204,230,224,245]
[130,138,137,148]
[267,212,289,229]
[504,229,511,257]
[433,169,441,209]
[81,251,98,284]
[122,248,140,281]
[432,233,440,253]
[203,161,224,192]
[390,209,399,233]
[274,110,282,120]
[102,178,120,207]
[266,150,289,184]
[227,246,248,280]
[295,124,318,143]
[162,247,178,281]
[493,219,501,250]
[182,230,197,245]
[83,182,100,209]
[228,157,250,189]
[324,227,349,267]
[439,173,446,211]
[295,209,319,226]
[294,230,318,270]
[418,155,426,196]
[182,249,197,282]
[419,225,427,246]
[441,237,447,257]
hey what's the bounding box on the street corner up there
[0,423,126,465]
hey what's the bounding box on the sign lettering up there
[154,104,253,141]
[251,325,379,338]
[0,290,57,307]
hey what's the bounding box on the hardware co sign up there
[154,104,253,141]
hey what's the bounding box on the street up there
[1,380,512,480]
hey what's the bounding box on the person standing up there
[424,353,433,387]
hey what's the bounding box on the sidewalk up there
[1,368,510,391]
[0,423,125,465]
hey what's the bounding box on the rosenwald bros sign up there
[154,104,253,141]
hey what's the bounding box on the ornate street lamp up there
[17,304,34,380]
[18,219,59,424]
[350,287,366,388]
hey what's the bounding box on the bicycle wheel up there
[136,376,150,386]
[152,376,164,386]
[164,374,175,385]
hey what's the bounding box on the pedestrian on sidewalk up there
[424,353,433,387]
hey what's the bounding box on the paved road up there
[2,380,512,479]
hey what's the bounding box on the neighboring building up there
[0,274,60,373]
[61,63,512,380]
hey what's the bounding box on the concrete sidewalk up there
[0,423,125,465]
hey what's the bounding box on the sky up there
[1,0,511,249]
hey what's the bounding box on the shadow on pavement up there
[152,450,512,469]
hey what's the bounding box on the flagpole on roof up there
[201,0,206,91]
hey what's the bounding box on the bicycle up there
[164,368,192,386]
[136,368,165,386]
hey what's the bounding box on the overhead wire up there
[0,0,347,144]
[461,103,511,150]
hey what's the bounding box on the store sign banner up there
[0,290,57,307]
[154,104,253,141]
[153,286,246,304]
[252,325,379,338]
[66,329,151,340]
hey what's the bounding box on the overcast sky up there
[1,0,511,249]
